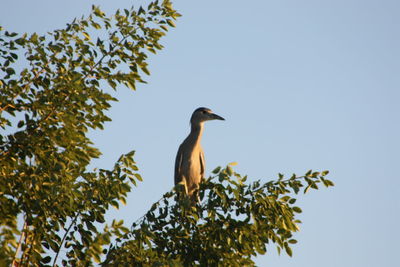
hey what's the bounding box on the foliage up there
[104,166,334,266]
[0,1,334,266]
[0,1,180,266]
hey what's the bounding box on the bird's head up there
[190,107,225,125]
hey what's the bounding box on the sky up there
[1,0,399,266]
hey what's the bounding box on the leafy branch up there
[52,213,79,267]
[0,1,180,266]
[104,166,334,266]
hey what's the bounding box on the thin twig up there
[0,64,48,114]
[12,219,27,267]
[23,233,33,266]
[52,212,80,267]
[19,222,31,267]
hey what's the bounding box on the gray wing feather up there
[174,146,183,185]
[199,149,205,180]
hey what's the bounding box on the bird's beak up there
[210,112,225,121]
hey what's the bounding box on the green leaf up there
[126,81,136,90]
[166,19,176,27]
[141,65,150,75]
[212,166,221,174]
[285,244,293,257]
[134,173,143,181]
[326,179,335,186]
[280,196,290,202]
[17,120,24,128]
[93,23,101,29]
[30,32,38,42]
[304,184,311,194]
[226,166,233,176]
[292,206,302,213]
[83,32,91,40]
[6,68,15,76]
[321,170,329,176]
[41,256,52,263]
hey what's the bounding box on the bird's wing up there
[199,149,205,179]
[174,145,183,185]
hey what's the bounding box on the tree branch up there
[12,219,27,267]
[52,212,80,267]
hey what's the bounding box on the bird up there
[174,107,225,202]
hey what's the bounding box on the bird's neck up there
[189,122,204,146]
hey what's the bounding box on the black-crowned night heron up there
[174,107,225,202]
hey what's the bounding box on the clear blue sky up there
[1,1,399,266]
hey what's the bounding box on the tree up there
[0,1,180,266]
[0,1,333,266]
[103,167,333,266]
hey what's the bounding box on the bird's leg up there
[188,186,200,205]
[183,179,188,195]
